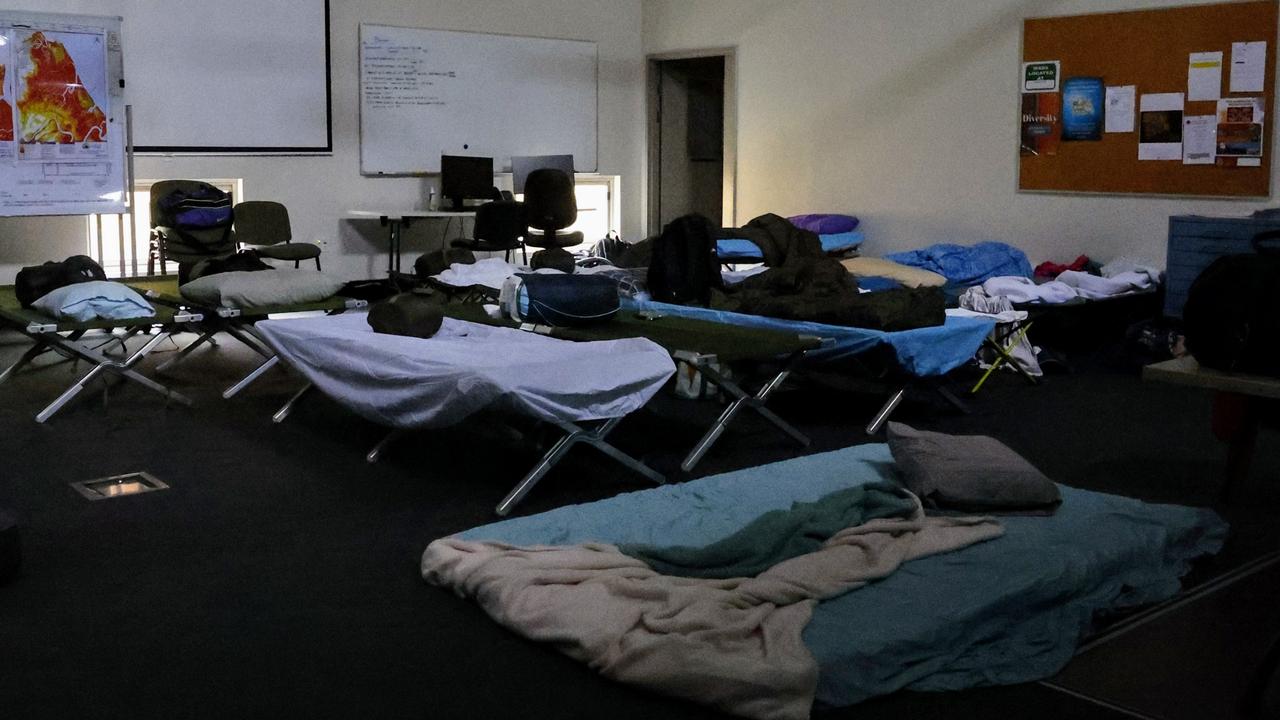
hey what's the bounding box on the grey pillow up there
[886,422,1061,513]
[180,269,344,309]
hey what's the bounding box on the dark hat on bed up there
[367,291,445,339]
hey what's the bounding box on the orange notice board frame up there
[1019,0,1277,198]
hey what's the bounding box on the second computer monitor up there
[440,155,495,211]
[512,154,574,194]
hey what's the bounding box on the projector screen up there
[48,0,331,153]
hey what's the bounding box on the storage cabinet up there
[1166,215,1280,318]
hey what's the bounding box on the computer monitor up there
[511,154,574,194]
[440,155,495,211]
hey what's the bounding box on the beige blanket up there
[422,506,1002,720]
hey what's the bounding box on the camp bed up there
[0,284,202,423]
[256,312,675,515]
[626,299,996,433]
[128,277,367,399]
[434,303,823,472]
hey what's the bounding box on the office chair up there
[521,169,583,274]
[149,180,238,283]
[233,201,322,270]
[450,200,527,264]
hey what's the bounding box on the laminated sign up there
[1022,61,1060,93]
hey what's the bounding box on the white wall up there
[643,0,1280,265]
[0,0,645,283]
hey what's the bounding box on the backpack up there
[157,184,233,229]
[1182,231,1280,375]
[14,255,108,308]
[155,184,235,254]
[647,214,721,305]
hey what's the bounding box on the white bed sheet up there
[257,313,675,430]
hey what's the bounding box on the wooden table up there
[346,210,476,275]
[1144,356,1280,499]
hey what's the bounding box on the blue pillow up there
[818,230,864,254]
[715,238,763,260]
[31,281,155,322]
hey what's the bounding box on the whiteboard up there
[0,11,127,217]
[39,0,330,153]
[359,24,597,175]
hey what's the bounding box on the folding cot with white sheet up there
[128,275,367,399]
[437,302,826,473]
[256,312,679,515]
[626,298,997,434]
[0,283,202,422]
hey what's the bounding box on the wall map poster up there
[15,29,109,160]
[0,11,125,217]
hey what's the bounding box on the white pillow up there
[31,281,155,322]
[180,269,345,309]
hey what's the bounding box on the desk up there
[1144,356,1280,499]
[346,210,475,275]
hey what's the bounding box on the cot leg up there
[0,342,50,385]
[497,433,577,516]
[37,363,110,423]
[367,429,404,463]
[680,356,809,473]
[865,386,907,435]
[273,383,313,424]
[157,331,217,372]
[223,356,279,399]
[34,332,188,423]
[934,385,970,414]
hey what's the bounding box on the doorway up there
[647,51,735,234]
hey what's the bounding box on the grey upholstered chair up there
[233,201,322,270]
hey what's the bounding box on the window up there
[87,178,242,278]
[515,174,620,255]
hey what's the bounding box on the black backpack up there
[1183,231,1280,375]
[647,214,721,305]
[14,255,108,308]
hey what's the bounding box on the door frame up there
[645,48,737,237]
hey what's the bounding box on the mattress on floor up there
[456,444,1227,709]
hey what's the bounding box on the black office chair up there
[149,180,238,283]
[450,200,526,264]
[522,169,583,273]
[234,201,322,270]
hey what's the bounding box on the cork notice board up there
[1020,0,1277,198]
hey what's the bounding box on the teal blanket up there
[619,482,916,579]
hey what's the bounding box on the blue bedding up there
[884,241,1032,285]
[718,230,865,261]
[458,444,1226,709]
[626,299,994,377]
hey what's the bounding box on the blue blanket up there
[718,230,865,261]
[885,241,1033,285]
[626,299,994,376]
[458,444,1226,709]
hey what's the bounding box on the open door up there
[648,52,734,235]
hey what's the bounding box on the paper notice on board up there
[1216,97,1265,158]
[1105,85,1136,132]
[1230,41,1266,93]
[1139,93,1184,160]
[1187,51,1223,101]
[1022,60,1060,93]
[1182,115,1216,164]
